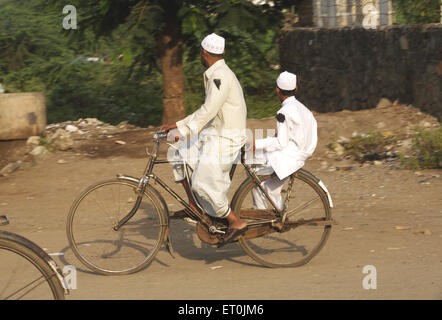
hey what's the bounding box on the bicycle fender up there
[297,169,333,208]
[318,180,333,208]
[147,186,176,259]
[0,230,70,295]
[116,174,170,222]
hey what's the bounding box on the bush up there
[400,126,442,169]
[394,0,441,24]
[46,62,163,127]
[335,131,398,162]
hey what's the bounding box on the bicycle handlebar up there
[153,131,168,140]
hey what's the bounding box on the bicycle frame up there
[114,133,287,233]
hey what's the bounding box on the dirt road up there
[0,104,441,299]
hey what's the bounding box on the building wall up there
[279,24,442,118]
[312,0,394,28]
[0,92,47,140]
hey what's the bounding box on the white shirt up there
[255,96,317,180]
[176,59,247,146]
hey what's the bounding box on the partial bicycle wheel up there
[0,231,65,300]
[232,169,332,268]
[67,179,167,275]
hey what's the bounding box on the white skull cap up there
[277,71,297,91]
[201,33,225,54]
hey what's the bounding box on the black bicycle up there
[67,131,334,275]
[0,215,67,300]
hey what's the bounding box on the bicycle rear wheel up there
[67,179,167,275]
[232,169,332,268]
[0,231,65,300]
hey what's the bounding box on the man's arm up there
[176,73,229,137]
[255,112,290,152]
[160,123,177,132]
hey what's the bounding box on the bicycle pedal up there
[183,217,197,226]
[0,215,9,226]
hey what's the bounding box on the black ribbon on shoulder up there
[214,79,221,90]
[276,113,285,123]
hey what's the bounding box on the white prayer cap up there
[276,71,297,91]
[201,33,225,54]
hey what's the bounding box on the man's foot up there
[217,225,248,248]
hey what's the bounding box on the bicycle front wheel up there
[0,231,65,300]
[67,179,167,275]
[232,169,332,268]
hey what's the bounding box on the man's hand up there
[159,123,178,132]
[245,139,255,152]
[167,128,183,142]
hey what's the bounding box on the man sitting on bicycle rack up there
[160,33,248,246]
[248,71,318,210]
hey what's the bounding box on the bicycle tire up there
[67,179,168,275]
[232,169,332,268]
[0,230,65,300]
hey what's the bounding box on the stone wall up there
[280,24,442,119]
[0,92,47,140]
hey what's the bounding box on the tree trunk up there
[157,4,186,124]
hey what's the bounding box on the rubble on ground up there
[0,118,149,176]
[45,118,138,138]
[324,99,440,170]
[1,98,440,177]
[29,145,50,162]
[0,161,23,176]
[43,118,143,151]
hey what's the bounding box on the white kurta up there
[176,59,247,145]
[255,96,317,180]
[252,96,317,210]
[171,59,247,218]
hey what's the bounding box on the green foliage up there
[400,126,442,169]
[0,0,70,91]
[46,62,163,126]
[394,0,441,24]
[39,137,58,152]
[64,0,286,118]
[1,0,288,126]
[0,0,164,126]
[180,1,283,117]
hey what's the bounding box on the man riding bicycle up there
[160,33,248,246]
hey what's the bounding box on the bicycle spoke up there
[117,183,122,221]
[284,196,321,219]
[1,232,65,300]
[4,275,47,300]
[91,192,116,225]
[68,180,166,275]
[234,169,332,268]
[101,230,125,259]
